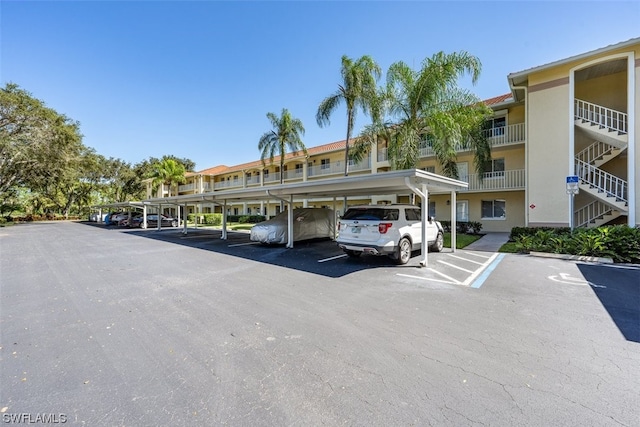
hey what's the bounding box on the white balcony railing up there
[262,173,282,184]
[283,169,305,181]
[575,99,627,134]
[213,180,242,190]
[246,176,261,186]
[308,156,371,177]
[178,183,195,192]
[460,169,525,192]
[482,123,526,146]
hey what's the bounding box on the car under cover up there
[250,208,335,244]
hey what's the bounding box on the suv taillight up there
[378,223,392,234]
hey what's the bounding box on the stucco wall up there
[528,83,571,226]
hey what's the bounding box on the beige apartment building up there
[145,38,638,233]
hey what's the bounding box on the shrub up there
[440,221,482,234]
[510,225,639,263]
[187,213,223,226]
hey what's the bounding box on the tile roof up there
[195,138,352,175]
[483,93,513,106]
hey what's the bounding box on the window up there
[321,158,330,170]
[482,200,506,219]
[423,166,436,174]
[263,169,269,177]
[429,201,436,218]
[295,163,303,174]
[405,208,421,221]
[233,175,238,183]
[483,158,505,178]
[484,116,506,136]
[456,201,469,222]
[342,208,398,221]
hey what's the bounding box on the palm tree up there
[151,158,186,197]
[258,108,307,185]
[316,55,381,176]
[356,51,492,179]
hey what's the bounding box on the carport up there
[143,169,467,267]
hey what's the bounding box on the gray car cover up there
[250,208,335,244]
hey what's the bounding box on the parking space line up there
[463,253,504,288]
[463,252,492,259]
[318,254,348,263]
[426,268,462,285]
[397,273,459,285]
[228,242,260,248]
[438,260,474,273]
[446,254,485,266]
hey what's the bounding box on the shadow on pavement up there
[83,222,425,278]
[577,263,640,343]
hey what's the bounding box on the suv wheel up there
[430,232,444,252]
[395,238,412,265]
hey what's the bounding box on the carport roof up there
[143,169,468,205]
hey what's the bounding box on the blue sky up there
[2,1,639,171]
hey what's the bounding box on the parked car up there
[104,211,121,226]
[118,212,142,227]
[132,214,179,229]
[336,204,444,265]
[250,208,335,244]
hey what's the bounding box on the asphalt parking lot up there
[1,222,639,426]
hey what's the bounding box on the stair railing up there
[575,159,628,202]
[574,99,628,134]
[575,140,616,164]
[574,201,613,228]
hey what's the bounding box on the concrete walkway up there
[463,232,510,252]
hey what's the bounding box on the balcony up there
[308,156,371,178]
[461,169,525,192]
[283,169,305,181]
[213,180,242,190]
[178,183,195,192]
[246,176,261,186]
[364,124,528,164]
[263,173,282,184]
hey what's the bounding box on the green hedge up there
[512,225,640,263]
[187,214,265,226]
[440,220,483,235]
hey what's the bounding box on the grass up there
[443,233,483,249]
[498,241,519,253]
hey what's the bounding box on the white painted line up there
[397,273,458,285]
[463,251,492,259]
[318,254,348,263]
[446,254,485,265]
[462,253,499,287]
[426,268,462,285]
[438,260,474,273]
[228,242,261,248]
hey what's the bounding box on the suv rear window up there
[342,208,399,221]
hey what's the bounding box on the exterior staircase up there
[573,99,629,228]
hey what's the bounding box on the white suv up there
[336,204,444,264]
